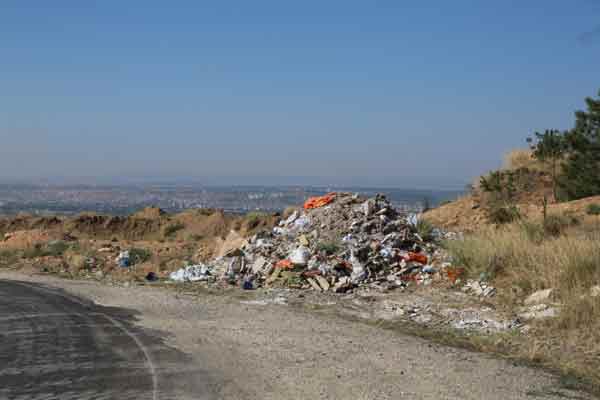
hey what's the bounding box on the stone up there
[315,275,330,291]
[524,288,554,306]
[298,235,310,246]
[362,199,375,217]
[251,256,268,274]
[333,277,352,293]
[518,304,558,321]
[590,285,600,298]
[290,246,311,265]
[307,277,323,292]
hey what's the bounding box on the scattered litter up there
[116,251,130,268]
[169,264,212,282]
[145,271,159,282]
[241,297,288,306]
[518,304,559,321]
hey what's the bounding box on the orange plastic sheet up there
[303,192,337,210]
[446,267,465,283]
[275,259,294,269]
[405,252,428,265]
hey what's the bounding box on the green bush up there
[316,241,340,255]
[22,241,70,259]
[46,241,69,256]
[163,222,185,237]
[519,220,545,243]
[0,249,20,266]
[415,219,435,241]
[245,211,269,230]
[586,203,600,216]
[488,204,521,224]
[543,214,579,237]
[129,248,152,265]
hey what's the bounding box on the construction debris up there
[169,264,212,282]
[170,192,463,294]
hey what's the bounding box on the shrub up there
[415,218,435,241]
[0,249,20,266]
[488,204,520,224]
[163,222,185,237]
[586,203,600,216]
[542,214,579,237]
[46,240,69,256]
[187,234,204,242]
[245,211,269,230]
[129,248,152,265]
[22,241,70,259]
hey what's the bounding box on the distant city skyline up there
[1,1,599,188]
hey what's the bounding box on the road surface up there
[0,279,211,400]
[0,272,594,399]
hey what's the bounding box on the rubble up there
[169,192,459,294]
[169,264,212,282]
[462,280,496,298]
[518,304,559,321]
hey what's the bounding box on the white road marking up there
[6,281,160,400]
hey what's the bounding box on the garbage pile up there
[171,192,460,293]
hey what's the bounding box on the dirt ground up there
[0,270,592,400]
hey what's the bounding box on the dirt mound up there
[1,229,58,249]
[423,196,487,232]
[425,191,600,231]
[132,207,167,219]
[0,215,65,235]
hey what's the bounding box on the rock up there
[362,199,375,217]
[590,285,600,298]
[518,304,558,321]
[333,277,352,293]
[349,250,367,283]
[315,275,330,291]
[251,256,268,274]
[307,277,323,292]
[290,246,311,265]
[298,235,310,246]
[524,288,554,306]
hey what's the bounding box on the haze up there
[1,1,598,188]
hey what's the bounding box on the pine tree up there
[560,91,600,200]
[527,129,566,201]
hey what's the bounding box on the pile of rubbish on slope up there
[169,192,468,293]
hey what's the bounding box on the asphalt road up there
[0,280,210,400]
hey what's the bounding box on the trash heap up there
[170,192,457,293]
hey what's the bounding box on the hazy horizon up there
[1,2,599,187]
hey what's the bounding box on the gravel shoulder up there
[0,270,592,400]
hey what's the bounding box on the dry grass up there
[502,148,545,171]
[445,220,600,386]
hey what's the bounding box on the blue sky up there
[1,1,598,188]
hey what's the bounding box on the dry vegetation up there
[422,144,600,388]
[0,207,278,282]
